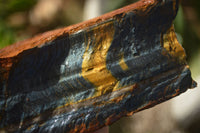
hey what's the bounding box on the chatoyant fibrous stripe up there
[0,0,196,132]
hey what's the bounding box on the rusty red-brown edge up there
[0,0,156,58]
[1,0,193,132]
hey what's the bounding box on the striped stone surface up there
[0,0,196,132]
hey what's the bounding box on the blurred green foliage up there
[0,0,37,19]
[174,6,200,61]
[174,6,185,35]
[0,0,37,48]
[191,0,200,18]
[101,0,138,13]
[0,21,15,48]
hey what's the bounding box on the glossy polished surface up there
[0,0,196,132]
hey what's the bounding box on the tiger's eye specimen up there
[0,0,197,132]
